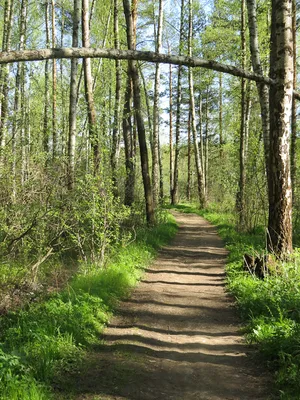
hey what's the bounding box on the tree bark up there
[1,47,297,90]
[0,0,14,152]
[12,0,27,198]
[111,0,122,193]
[152,0,163,207]
[219,73,223,157]
[123,0,154,224]
[188,0,205,207]
[51,0,58,158]
[169,60,174,204]
[237,0,247,229]
[122,0,136,207]
[171,0,185,205]
[67,0,80,190]
[43,0,50,156]
[268,0,294,255]
[82,0,99,175]
[246,0,270,170]
[187,110,191,202]
[291,0,297,200]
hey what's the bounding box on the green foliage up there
[0,211,177,399]
[171,204,300,398]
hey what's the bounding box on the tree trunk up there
[169,59,174,204]
[205,89,209,198]
[111,0,122,193]
[268,0,293,255]
[171,0,185,205]
[291,0,297,200]
[123,0,154,224]
[82,0,99,175]
[246,0,270,170]
[219,73,223,157]
[43,0,50,156]
[199,93,205,190]
[51,0,58,158]
[152,0,163,207]
[187,110,191,201]
[189,0,205,207]
[237,0,247,228]
[12,0,27,198]
[67,0,80,190]
[0,0,14,152]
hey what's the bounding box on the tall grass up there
[0,212,177,399]
[171,204,300,399]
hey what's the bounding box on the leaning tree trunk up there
[152,0,163,207]
[123,0,154,224]
[67,0,80,190]
[268,0,294,256]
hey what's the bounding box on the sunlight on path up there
[58,211,273,400]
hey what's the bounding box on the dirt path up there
[58,211,274,400]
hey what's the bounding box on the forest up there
[0,0,299,398]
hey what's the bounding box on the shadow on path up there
[55,211,275,400]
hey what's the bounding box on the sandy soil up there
[57,211,274,400]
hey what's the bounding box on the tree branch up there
[1,47,299,98]
[0,47,272,83]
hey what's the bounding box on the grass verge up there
[0,211,177,400]
[170,203,300,400]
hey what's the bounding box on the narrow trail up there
[58,211,273,400]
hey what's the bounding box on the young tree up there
[51,0,58,158]
[82,0,99,175]
[171,0,185,205]
[152,0,164,207]
[67,0,80,189]
[111,0,122,192]
[188,0,205,207]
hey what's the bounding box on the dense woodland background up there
[0,0,298,268]
[0,0,300,398]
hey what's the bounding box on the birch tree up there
[82,0,99,174]
[268,0,294,255]
[171,0,185,205]
[188,0,205,207]
[152,0,164,207]
[67,0,80,189]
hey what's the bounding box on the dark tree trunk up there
[123,0,154,224]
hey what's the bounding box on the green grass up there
[0,211,177,400]
[170,203,300,399]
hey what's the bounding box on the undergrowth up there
[0,211,177,400]
[171,203,300,400]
